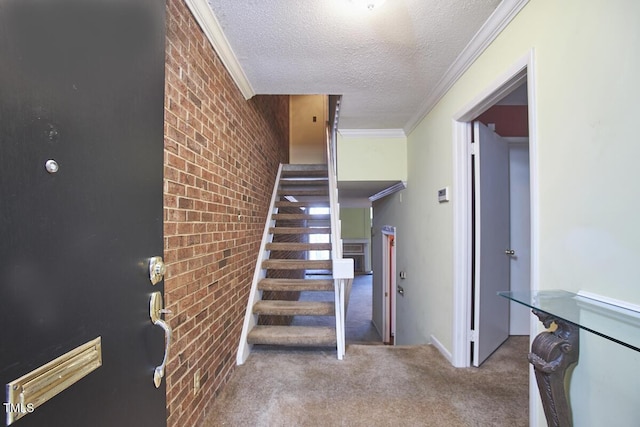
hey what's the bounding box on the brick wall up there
[163,1,289,426]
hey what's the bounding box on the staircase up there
[237,163,354,364]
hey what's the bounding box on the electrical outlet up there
[193,369,201,395]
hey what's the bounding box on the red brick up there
[163,2,288,425]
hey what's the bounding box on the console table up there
[499,290,640,427]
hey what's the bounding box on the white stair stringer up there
[237,164,283,365]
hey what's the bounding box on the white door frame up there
[450,49,539,424]
[381,225,396,344]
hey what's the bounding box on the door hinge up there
[469,142,476,155]
[468,330,476,342]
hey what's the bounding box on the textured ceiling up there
[206,0,502,130]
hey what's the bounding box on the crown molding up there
[369,181,407,202]
[338,129,406,139]
[184,0,255,100]
[404,0,530,134]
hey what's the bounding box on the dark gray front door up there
[0,0,166,426]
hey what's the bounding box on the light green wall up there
[340,208,371,239]
[377,0,640,425]
[337,133,407,181]
[340,207,372,272]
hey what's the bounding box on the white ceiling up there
[206,0,503,131]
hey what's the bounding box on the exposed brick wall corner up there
[164,1,289,426]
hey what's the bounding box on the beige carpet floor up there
[200,336,529,426]
[202,276,528,426]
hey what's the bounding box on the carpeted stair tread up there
[282,164,328,171]
[278,187,329,196]
[265,242,332,251]
[254,300,334,316]
[279,178,329,186]
[278,197,330,204]
[258,278,335,291]
[280,170,328,177]
[272,213,331,221]
[270,227,331,234]
[247,326,336,346]
[262,259,332,270]
[275,201,330,208]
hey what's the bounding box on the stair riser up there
[281,167,328,178]
[253,302,334,316]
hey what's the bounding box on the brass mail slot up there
[6,337,102,425]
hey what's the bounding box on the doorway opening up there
[380,225,397,345]
[451,50,539,370]
[469,98,530,366]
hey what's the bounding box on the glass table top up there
[499,290,640,352]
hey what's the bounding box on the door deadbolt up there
[505,249,516,256]
[149,256,166,285]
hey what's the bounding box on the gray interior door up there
[472,121,511,367]
[0,1,167,425]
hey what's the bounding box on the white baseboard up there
[371,319,384,340]
[430,334,452,363]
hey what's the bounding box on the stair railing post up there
[326,123,354,360]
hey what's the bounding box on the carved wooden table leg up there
[528,310,579,427]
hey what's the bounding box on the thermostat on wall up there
[438,187,449,203]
